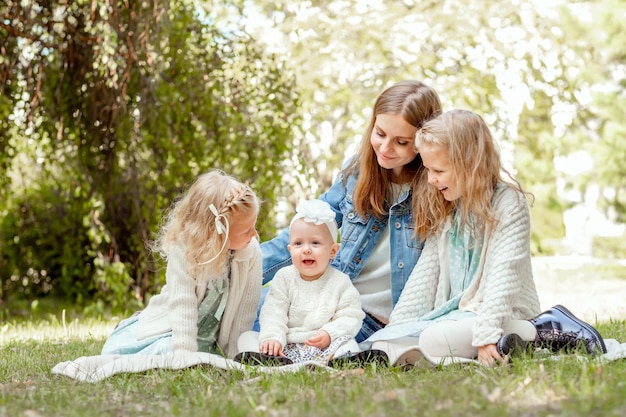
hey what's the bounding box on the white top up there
[352,226,393,319]
[259,265,365,347]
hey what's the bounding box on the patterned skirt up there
[282,335,353,364]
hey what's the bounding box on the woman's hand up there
[304,331,331,349]
[477,343,504,367]
[260,339,284,356]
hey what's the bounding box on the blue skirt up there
[101,315,173,355]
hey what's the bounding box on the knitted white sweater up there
[136,238,262,358]
[389,185,541,347]
[259,266,365,347]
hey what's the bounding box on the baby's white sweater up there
[390,185,541,347]
[259,266,365,347]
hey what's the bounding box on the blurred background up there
[1,0,624,317]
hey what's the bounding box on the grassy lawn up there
[2,313,625,417]
[2,261,626,417]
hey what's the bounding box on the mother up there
[259,80,442,343]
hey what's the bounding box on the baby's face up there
[287,219,339,281]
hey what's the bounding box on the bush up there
[0,178,139,313]
[592,235,626,259]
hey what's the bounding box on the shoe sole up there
[393,348,427,371]
[552,304,607,355]
[234,352,294,366]
[328,349,389,367]
[497,333,527,357]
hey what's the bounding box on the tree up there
[0,0,302,308]
[227,0,625,252]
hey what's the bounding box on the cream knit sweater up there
[389,185,541,348]
[136,238,262,358]
[259,266,365,347]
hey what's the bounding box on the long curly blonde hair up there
[412,110,528,240]
[152,170,259,277]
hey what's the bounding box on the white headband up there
[290,199,338,242]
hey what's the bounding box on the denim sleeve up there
[260,227,292,285]
[318,173,349,229]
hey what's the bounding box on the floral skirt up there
[282,335,352,364]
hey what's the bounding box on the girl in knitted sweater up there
[101,170,262,358]
[361,110,605,367]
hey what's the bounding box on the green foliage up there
[592,235,626,260]
[1,178,93,302]
[2,0,625,310]
[529,189,566,255]
[0,171,140,311]
[1,0,302,308]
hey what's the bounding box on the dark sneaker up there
[328,349,389,368]
[233,351,294,366]
[496,333,528,357]
[530,304,607,356]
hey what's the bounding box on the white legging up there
[372,317,537,362]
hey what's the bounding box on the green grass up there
[1,315,625,417]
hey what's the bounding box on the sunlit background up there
[1,0,625,316]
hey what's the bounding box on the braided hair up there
[152,170,259,278]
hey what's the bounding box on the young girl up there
[361,110,606,367]
[236,200,366,365]
[101,170,262,358]
[260,80,443,342]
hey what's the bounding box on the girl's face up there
[419,143,461,201]
[370,114,419,179]
[288,219,339,281]
[227,210,258,250]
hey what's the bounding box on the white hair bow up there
[198,204,230,265]
[290,199,338,242]
[209,204,227,235]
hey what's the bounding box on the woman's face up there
[370,114,419,179]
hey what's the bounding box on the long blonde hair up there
[343,80,442,219]
[412,110,527,240]
[152,170,259,277]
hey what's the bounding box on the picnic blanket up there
[52,338,626,383]
[51,351,332,383]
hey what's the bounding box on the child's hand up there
[304,331,331,349]
[477,344,503,367]
[260,339,284,356]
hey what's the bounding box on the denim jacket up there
[259,171,425,340]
